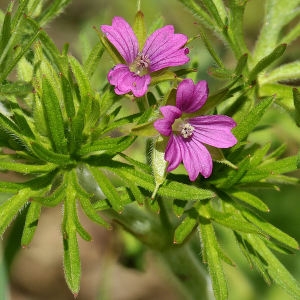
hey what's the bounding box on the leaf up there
[243,210,299,250]
[261,61,300,85]
[209,208,262,234]
[293,88,300,126]
[199,221,228,300]
[42,77,68,153]
[21,201,42,246]
[0,81,33,97]
[60,74,76,119]
[89,167,123,212]
[248,44,287,83]
[247,234,300,299]
[230,191,269,212]
[178,0,215,30]
[78,136,135,157]
[208,66,233,80]
[68,55,93,112]
[241,155,299,183]
[33,183,66,207]
[62,176,81,295]
[198,26,224,68]
[281,22,300,45]
[0,21,41,82]
[232,95,274,143]
[219,156,250,189]
[227,0,248,57]
[234,53,248,76]
[260,83,293,112]
[0,181,27,193]
[62,226,81,296]
[202,0,225,28]
[112,166,214,200]
[235,232,272,283]
[83,41,105,77]
[0,159,57,174]
[130,120,158,137]
[249,143,271,168]
[133,10,147,51]
[0,189,30,236]
[70,169,110,228]
[31,142,73,165]
[252,0,300,62]
[0,9,12,55]
[0,242,9,300]
[37,0,72,26]
[174,208,198,244]
[151,136,168,198]
[97,30,124,65]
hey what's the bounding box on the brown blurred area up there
[8,206,182,300]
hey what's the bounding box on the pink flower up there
[154,79,237,181]
[101,17,190,98]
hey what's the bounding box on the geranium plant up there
[1,0,300,299]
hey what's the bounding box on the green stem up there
[159,244,211,300]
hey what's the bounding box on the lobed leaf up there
[252,0,300,63]
[62,226,81,296]
[199,221,228,300]
[243,210,299,250]
[293,88,300,126]
[83,41,104,77]
[0,189,31,236]
[198,26,224,68]
[174,208,198,244]
[227,0,248,58]
[62,175,81,295]
[151,136,168,198]
[247,234,300,299]
[78,136,135,157]
[60,74,76,119]
[0,9,12,55]
[178,0,215,31]
[230,190,269,212]
[232,95,274,143]
[261,61,300,85]
[241,155,299,183]
[31,142,73,165]
[41,77,68,153]
[0,159,57,174]
[21,201,42,246]
[248,44,287,83]
[202,0,225,29]
[89,167,122,212]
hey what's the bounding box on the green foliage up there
[0,0,300,299]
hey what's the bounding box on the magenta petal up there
[101,17,138,64]
[108,64,151,97]
[189,115,237,148]
[181,138,213,180]
[176,79,208,113]
[143,25,189,72]
[165,135,183,172]
[154,119,172,136]
[160,106,182,122]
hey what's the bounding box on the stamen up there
[181,123,194,138]
[130,52,150,76]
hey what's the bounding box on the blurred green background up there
[0,0,300,299]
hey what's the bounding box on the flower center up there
[129,52,150,76]
[173,119,194,139]
[181,123,194,138]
